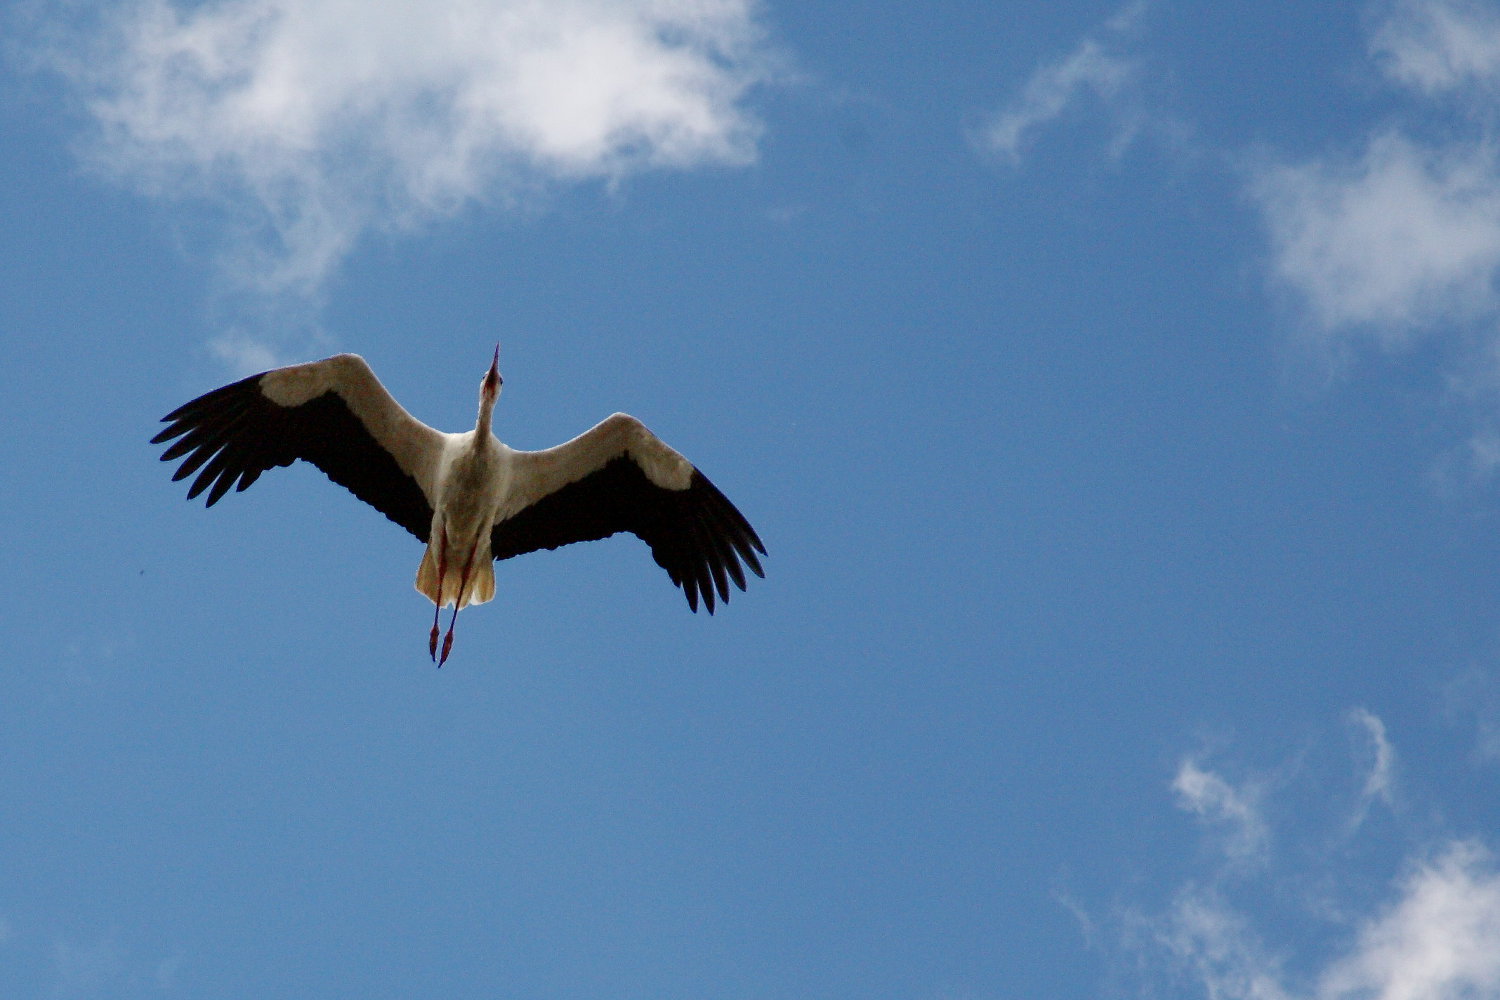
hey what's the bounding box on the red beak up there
[487,344,502,387]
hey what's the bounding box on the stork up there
[152,348,765,665]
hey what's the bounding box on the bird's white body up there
[155,350,764,664]
[418,428,507,610]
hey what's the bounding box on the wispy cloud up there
[1100,712,1500,1000]
[1441,668,1500,764]
[1173,758,1270,864]
[1159,886,1293,1000]
[44,933,187,997]
[1348,708,1396,815]
[1372,0,1500,97]
[975,2,1151,166]
[1158,842,1500,1000]
[33,0,777,299]
[53,937,128,996]
[207,326,298,376]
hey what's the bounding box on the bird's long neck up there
[475,395,496,437]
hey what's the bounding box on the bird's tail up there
[416,535,496,609]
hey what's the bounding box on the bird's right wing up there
[492,413,765,613]
[152,354,445,542]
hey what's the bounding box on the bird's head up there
[481,343,503,405]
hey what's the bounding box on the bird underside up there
[415,526,496,666]
[152,352,768,669]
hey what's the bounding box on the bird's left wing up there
[153,354,445,542]
[492,413,766,613]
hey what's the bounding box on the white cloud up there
[1250,131,1500,349]
[1250,0,1500,377]
[976,2,1148,166]
[1173,759,1270,864]
[1318,841,1500,1000]
[37,0,775,295]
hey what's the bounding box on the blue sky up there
[4,0,1500,997]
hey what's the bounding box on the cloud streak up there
[976,2,1149,166]
[1173,758,1270,864]
[38,0,776,296]
[1349,707,1396,817]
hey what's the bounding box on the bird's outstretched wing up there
[152,354,444,542]
[492,414,765,613]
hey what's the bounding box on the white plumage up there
[153,348,765,664]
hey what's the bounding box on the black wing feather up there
[153,373,434,542]
[490,457,766,614]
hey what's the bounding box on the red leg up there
[429,526,448,661]
[437,534,484,668]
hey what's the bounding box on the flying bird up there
[153,348,765,665]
